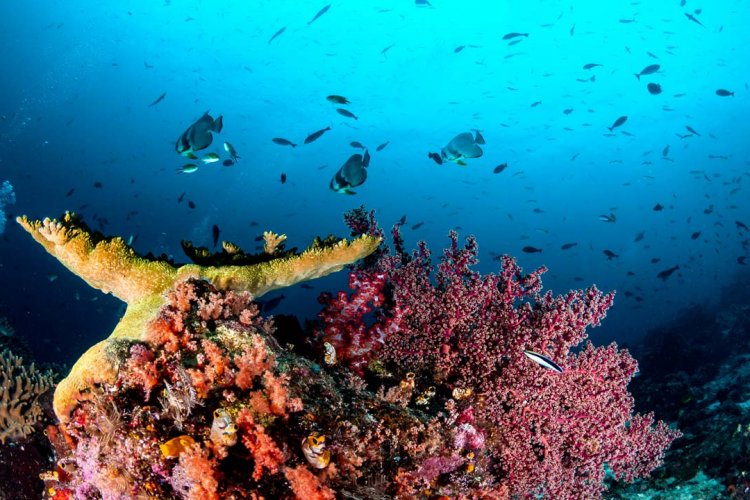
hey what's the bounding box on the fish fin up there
[634,73,640,80]
[213,115,224,133]
[455,160,467,166]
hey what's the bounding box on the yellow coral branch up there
[17,213,381,422]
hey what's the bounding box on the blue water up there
[0,0,748,365]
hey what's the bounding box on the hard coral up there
[17,212,380,422]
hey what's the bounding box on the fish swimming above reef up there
[429,132,484,166]
[304,126,331,144]
[608,115,628,132]
[223,142,240,162]
[175,111,223,155]
[330,152,369,194]
[634,64,660,80]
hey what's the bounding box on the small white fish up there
[201,153,220,164]
[177,163,199,174]
[523,349,564,373]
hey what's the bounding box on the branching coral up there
[0,349,53,444]
[17,212,380,421]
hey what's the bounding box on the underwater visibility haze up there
[0,0,749,498]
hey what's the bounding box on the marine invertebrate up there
[0,349,53,444]
[312,207,681,498]
[17,212,380,421]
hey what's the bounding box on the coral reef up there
[0,349,54,444]
[20,209,679,498]
[17,212,380,422]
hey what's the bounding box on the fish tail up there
[634,73,640,80]
[607,126,613,132]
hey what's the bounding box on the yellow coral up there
[17,213,380,422]
[263,231,287,255]
[0,349,54,443]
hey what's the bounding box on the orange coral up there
[283,465,335,500]
[237,409,286,481]
[175,442,220,500]
[234,335,275,390]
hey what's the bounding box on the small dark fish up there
[634,64,660,80]
[411,222,424,230]
[603,249,619,260]
[326,95,350,105]
[376,141,390,151]
[222,159,234,167]
[560,242,578,250]
[651,257,661,264]
[653,203,664,211]
[254,235,264,242]
[65,188,75,197]
[715,89,734,96]
[502,32,529,40]
[262,294,285,313]
[414,0,431,6]
[737,220,749,231]
[350,141,365,149]
[188,200,196,209]
[397,215,407,225]
[304,126,331,144]
[94,181,103,188]
[212,224,220,248]
[599,213,617,223]
[272,138,297,147]
[148,91,167,107]
[177,192,185,203]
[523,350,563,373]
[738,256,747,266]
[634,231,646,243]
[381,44,395,54]
[307,4,331,25]
[619,18,636,23]
[647,83,662,95]
[608,115,627,132]
[690,231,701,240]
[686,125,701,136]
[336,108,358,120]
[454,45,465,53]
[530,100,542,107]
[582,63,602,70]
[280,173,287,184]
[522,246,543,253]
[685,12,704,27]
[268,26,286,44]
[493,163,508,174]
[563,108,574,115]
[657,265,680,281]
[662,145,670,157]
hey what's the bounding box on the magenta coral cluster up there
[315,206,681,498]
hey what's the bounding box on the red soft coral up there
[236,409,286,481]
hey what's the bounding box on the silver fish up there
[433,132,484,164]
[330,152,368,194]
[176,112,223,155]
